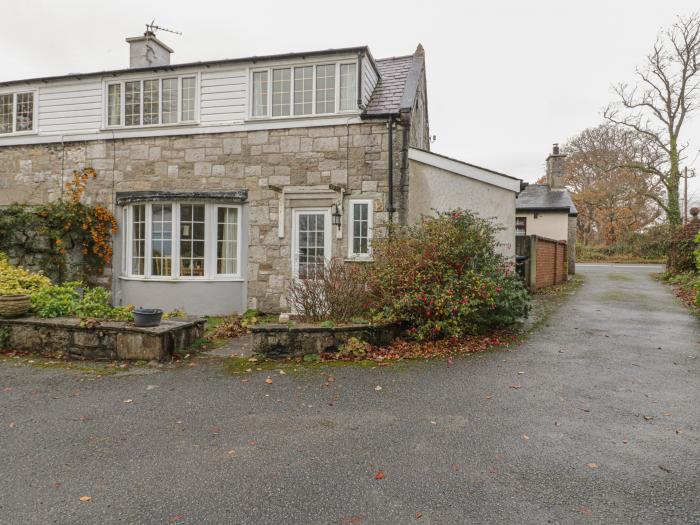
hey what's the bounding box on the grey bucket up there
[133,308,163,327]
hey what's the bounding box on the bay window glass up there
[315,64,335,114]
[0,92,35,134]
[161,78,178,124]
[272,68,291,117]
[125,202,240,280]
[252,71,268,117]
[180,204,206,277]
[339,63,357,111]
[151,204,173,276]
[293,66,313,115]
[131,204,146,275]
[217,207,238,275]
[107,84,121,126]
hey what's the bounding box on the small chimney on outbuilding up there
[546,143,567,189]
[126,30,173,68]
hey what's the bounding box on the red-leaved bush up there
[364,210,529,340]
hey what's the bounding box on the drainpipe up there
[387,116,395,221]
[400,124,409,203]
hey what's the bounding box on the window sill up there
[245,112,360,123]
[102,121,200,132]
[344,256,373,263]
[0,130,38,137]
[119,275,244,283]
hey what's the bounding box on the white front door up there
[292,209,332,279]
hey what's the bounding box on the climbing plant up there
[0,168,118,282]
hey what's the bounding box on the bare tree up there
[563,125,662,244]
[604,13,700,226]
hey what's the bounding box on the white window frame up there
[0,90,38,135]
[122,201,243,281]
[248,59,358,120]
[103,73,199,129]
[347,199,373,259]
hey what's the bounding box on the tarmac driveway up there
[0,264,698,524]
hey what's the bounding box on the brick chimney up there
[546,143,567,189]
[126,31,173,68]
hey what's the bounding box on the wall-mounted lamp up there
[332,203,342,229]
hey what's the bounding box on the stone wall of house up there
[0,122,404,312]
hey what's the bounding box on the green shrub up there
[365,210,529,340]
[0,252,52,296]
[31,281,132,320]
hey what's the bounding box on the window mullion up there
[311,67,316,116]
[12,93,16,133]
[172,203,179,278]
[335,63,340,113]
[145,204,152,278]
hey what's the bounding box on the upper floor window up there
[251,62,357,118]
[106,75,197,128]
[515,217,527,236]
[0,91,36,134]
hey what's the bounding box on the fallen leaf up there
[451,463,460,472]
[79,416,91,422]
[374,470,385,480]
[211,426,221,434]
[146,385,157,390]
[245,368,252,373]
[249,440,257,446]
[643,415,654,421]
[3,386,13,392]
[123,399,133,404]
[578,506,592,517]
[510,384,521,389]
[167,515,185,523]
[9,421,16,429]
[517,371,524,375]
[662,412,672,416]
[586,463,598,469]
[676,428,683,435]
[522,434,529,441]
[374,386,382,391]
[623,438,629,444]
[430,420,437,425]
[554,421,561,427]
[241,379,249,383]
[339,516,364,525]
[278,370,286,375]
[227,449,236,456]
[658,465,672,473]
[265,377,273,385]
[484,394,493,400]
[327,375,335,382]
[415,511,423,520]
[248,357,258,362]
[79,496,92,502]
[495,452,505,460]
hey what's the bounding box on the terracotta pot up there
[0,295,31,318]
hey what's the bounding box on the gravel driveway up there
[0,264,697,524]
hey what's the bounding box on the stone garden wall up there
[0,317,205,361]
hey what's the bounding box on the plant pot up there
[0,295,31,318]
[133,308,163,327]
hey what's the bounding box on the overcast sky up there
[2,0,699,207]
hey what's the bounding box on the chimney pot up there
[553,143,560,155]
[546,143,567,189]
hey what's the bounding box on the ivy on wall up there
[0,168,118,282]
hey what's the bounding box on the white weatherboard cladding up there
[0,51,365,147]
[199,68,247,124]
[38,80,103,133]
[361,56,379,107]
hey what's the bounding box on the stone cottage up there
[0,31,521,314]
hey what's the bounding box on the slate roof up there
[516,184,578,216]
[364,55,416,115]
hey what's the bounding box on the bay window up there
[106,75,197,127]
[348,199,373,258]
[123,202,242,280]
[250,61,357,118]
[0,91,36,134]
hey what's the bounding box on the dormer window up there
[105,75,198,128]
[0,91,36,134]
[250,61,357,118]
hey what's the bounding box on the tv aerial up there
[145,19,182,36]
